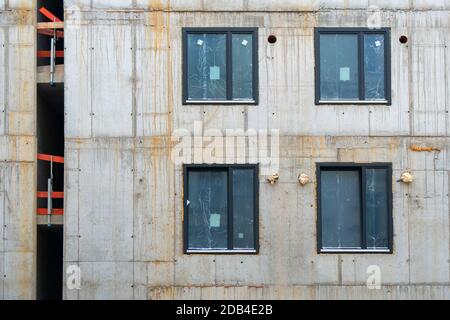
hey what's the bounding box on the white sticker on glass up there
[375,40,382,47]
[242,39,248,46]
[210,66,220,80]
[197,39,204,46]
[238,233,244,239]
[210,213,221,228]
[340,67,350,81]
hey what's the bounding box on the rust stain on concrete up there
[410,145,441,152]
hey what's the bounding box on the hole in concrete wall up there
[268,35,277,44]
[37,225,63,300]
[399,35,408,44]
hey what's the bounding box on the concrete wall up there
[63,1,450,299]
[0,0,36,300]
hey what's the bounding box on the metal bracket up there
[50,37,56,86]
[47,156,54,227]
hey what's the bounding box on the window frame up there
[182,27,259,105]
[183,164,260,254]
[314,27,391,105]
[316,163,393,254]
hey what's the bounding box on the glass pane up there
[232,169,255,249]
[232,34,253,100]
[187,33,227,100]
[319,34,359,100]
[187,170,228,249]
[321,170,361,249]
[364,34,386,100]
[365,168,389,249]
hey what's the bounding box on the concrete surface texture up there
[0,0,36,300]
[3,0,450,299]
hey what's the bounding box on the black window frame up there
[183,164,259,254]
[182,27,259,105]
[314,27,391,105]
[316,163,393,254]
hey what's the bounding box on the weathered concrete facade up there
[2,0,450,300]
[0,0,36,299]
[61,0,450,299]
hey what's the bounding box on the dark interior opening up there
[37,0,64,67]
[37,84,65,210]
[37,80,65,299]
[36,0,64,295]
[37,83,64,301]
[37,225,64,300]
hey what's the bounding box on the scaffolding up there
[37,6,64,86]
[36,5,65,226]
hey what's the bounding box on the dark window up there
[182,28,258,104]
[183,164,259,253]
[317,163,393,253]
[315,28,391,104]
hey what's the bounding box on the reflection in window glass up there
[187,34,227,100]
[321,170,362,249]
[318,164,392,252]
[364,34,386,100]
[184,29,257,103]
[185,165,258,252]
[316,29,390,103]
[187,170,228,249]
[365,168,389,249]
[320,34,359,100]
[233,169,255,249]
[232,34,253,100]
